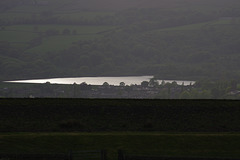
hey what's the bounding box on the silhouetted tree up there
[141,81,149,87]
[119,82,125,86]
[103,82,109,86]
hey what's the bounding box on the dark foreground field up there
[1,132,240,159]
[0,99,240,132]
[1,99,240,159]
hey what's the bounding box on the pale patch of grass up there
[26,34,100,53]
[0,30,37,42]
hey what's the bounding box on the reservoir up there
[6,76,195,86]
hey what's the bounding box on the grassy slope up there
[0,18,228,48]
[1,18,234,53]
[0,0,117,53]
[152,18,239,32]
[0,25,116,53]
[6,25,116,33]
[1,0,234,45]
[0,132,240,159]
[0,11,114,21]
[26,35,97,53]
[0,30,37,42]
[25,25,116,53]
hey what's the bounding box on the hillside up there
[0,0,240,81]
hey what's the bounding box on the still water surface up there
[6,76,195,86]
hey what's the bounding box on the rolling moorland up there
[1,0,240,81]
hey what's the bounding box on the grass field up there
[0,132,240,159]
[56,11,114,21]
[0,25,116,53]
[0,30,37,42]
[26,34,101,53]
[155,19,240,33]
[6,25,116,33]
[0,99,240,132]
[0,98,240,159]
[1,5,115,22]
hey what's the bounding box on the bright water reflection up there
[6,76,195,86]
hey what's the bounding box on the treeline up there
[1,78,240,99]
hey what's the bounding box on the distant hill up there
[0,0,240,81]
[1,0,240,11]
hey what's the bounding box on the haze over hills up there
[2,0,240,11]
[0,0,240,81]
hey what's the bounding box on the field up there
[0,24,117,53]
[0,99,240,159]
[2,1,237,55]
[5,25,116,34]
[0,0,117,54]
[2,17,237,54]
[0,132,240,160]
[0,2,117,54]
[152,18,240,33]
[0,99,240,132]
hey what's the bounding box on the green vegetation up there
[0,30,37,42]
[0,24,116,52]
[1,78,240,99]
[5,25,115,34]
[158,19,238,32]
[27,34,101,53]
